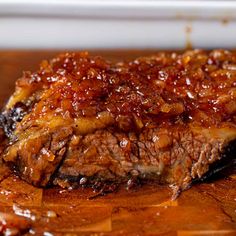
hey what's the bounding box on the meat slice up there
[0,50,236,192]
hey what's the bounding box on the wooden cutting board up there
[0,51,235,236]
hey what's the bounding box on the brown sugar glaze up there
[14,49,236,135]
[0,50,235,235]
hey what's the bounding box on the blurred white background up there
[1,0,236,49]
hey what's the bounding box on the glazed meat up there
[0,50,236,193]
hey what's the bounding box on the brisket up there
[0,50,236,192]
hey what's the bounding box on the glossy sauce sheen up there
[0,50,236,235]
[14,49,236,132]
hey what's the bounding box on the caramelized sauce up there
[0,50,236,235]
[10,49,236,135]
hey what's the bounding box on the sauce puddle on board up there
[0,50,235,235]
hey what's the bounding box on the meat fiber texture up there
[0,50,235,193]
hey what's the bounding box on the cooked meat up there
[0,50,236,193]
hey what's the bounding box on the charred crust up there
[0,102,28,139]
[0,50,236,195]
[196,140,236,183]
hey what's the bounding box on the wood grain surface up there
[0,50,235,236]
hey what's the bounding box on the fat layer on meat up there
[1,50,236,192]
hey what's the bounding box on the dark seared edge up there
[0,50,235,193]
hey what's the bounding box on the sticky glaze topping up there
[11,50,236,131]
